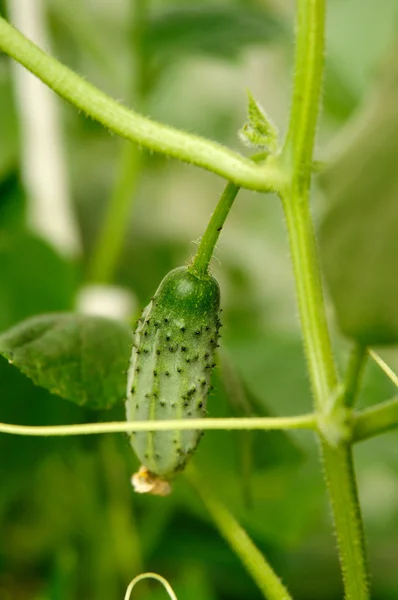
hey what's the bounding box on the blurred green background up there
[1,0,398,598]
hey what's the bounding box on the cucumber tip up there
[131,466,172,496]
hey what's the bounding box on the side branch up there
[0,16,285,193]
[353,397,398,442]
[0,414,317,437]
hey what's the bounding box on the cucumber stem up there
[191,152,269,276]
[190,181,240,276]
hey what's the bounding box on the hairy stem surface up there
[284,0,325,184]
[282,197,337,408]
[321,442,369,598]
[282,192,369,598]
[281,1,370,597]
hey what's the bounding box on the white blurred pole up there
[7,0,81,257]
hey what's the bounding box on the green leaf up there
[0,313,133,409]
[143,5,284,64]
[319,48,398,345]
[239,90,279,152]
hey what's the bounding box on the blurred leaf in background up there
[143,4,285,64]
[319,45,398,346]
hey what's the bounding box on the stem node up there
[317,405,353,447]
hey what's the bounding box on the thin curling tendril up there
[124,572,178,600]
[369,350,398,388]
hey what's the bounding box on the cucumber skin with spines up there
[126,266,221,479]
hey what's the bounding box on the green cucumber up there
[126,266,221,484]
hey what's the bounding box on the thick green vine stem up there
[280,0,370,597]
[0,15,285,193]
[282,197,337,408]
[283,0,325,187]
[186,466,292,600]
[282,192,370,599]
[321,442,369,598]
